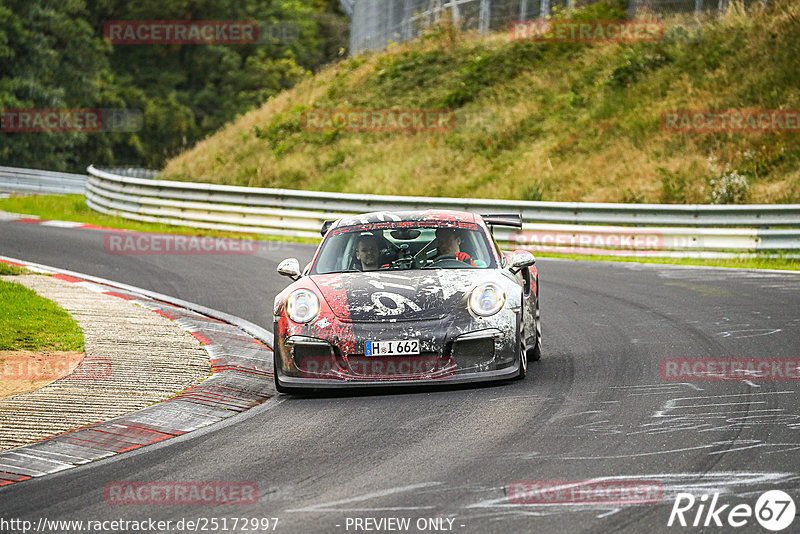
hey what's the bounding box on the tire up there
[527,303,542,362]
[527,331,542,362]
[516,322,528,380]
[273,351,293,394]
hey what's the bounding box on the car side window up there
[315,233,348,273]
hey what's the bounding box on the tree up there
[0,0,349,171]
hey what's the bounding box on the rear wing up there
[480,213,522,229]
[322,214,522,235]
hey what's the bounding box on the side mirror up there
[508,250,536,273]
[277,258,302,280]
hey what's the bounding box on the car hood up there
[310,270,489,322]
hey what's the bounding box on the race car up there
[272,210,540,392]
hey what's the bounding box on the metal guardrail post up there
[339,0,355,17]
[450,0,461,25]
[627,0,637,18]
[479,0,490,32]
[539,0,550,19]
[402,0,413,39]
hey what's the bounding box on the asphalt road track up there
[1,220,800,533]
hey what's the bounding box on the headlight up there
[286,289,320,323]
[469,283,505,317]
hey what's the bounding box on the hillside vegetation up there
[1,0,346,171]
[162,0,800,204]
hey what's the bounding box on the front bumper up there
[276,363,521,388]
[274,310,520,388]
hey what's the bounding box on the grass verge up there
[0,194,315,242]
[0,279,84,351]
[0,262,27,275]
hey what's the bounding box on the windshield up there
[311,221,498,274]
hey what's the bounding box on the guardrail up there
[0,166,87,195]
[86,165,800,256]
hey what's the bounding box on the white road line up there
[287,482,443,513]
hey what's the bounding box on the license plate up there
[365,340,420,356]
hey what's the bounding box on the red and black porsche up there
[272,210,540,392]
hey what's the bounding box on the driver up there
[355,234,381,271]
[435,228,476,266]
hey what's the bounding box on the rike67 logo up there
[668,490,796,531]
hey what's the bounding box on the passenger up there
[434,228,475,266]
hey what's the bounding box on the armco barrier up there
[0,166,86,194]
[84,165,800,256]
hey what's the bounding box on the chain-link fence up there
[340,0,767,53]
